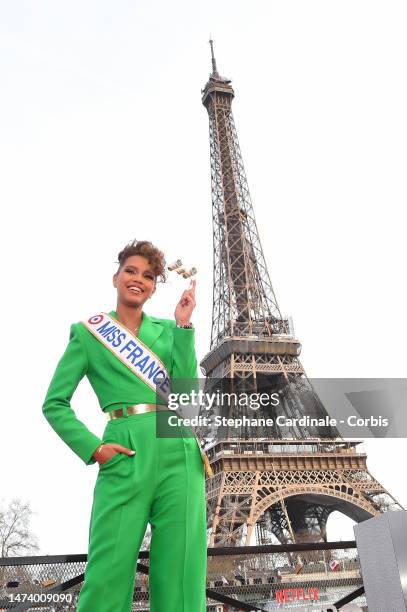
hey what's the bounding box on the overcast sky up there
[1,1,406,553]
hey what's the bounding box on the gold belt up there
[106,403,167,420]
[105,403,215,478]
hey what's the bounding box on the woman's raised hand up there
[93,443,135,466]
[174,278,196,325]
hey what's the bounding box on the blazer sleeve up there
[170,325,199,410]
[42,323,103,466]
[170,325,198,380]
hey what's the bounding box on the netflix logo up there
[275,587,319,603]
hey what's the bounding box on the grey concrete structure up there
[354,510,407,612]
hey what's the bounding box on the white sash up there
[82,313,171,402]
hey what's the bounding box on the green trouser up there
[76,410,207,612]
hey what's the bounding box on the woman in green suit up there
[42,240,207,612]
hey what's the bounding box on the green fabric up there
[76,411,207,612]
[42,310,198,466]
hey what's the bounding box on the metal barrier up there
[0,542,367,611]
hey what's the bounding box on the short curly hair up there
[116,239,167,283]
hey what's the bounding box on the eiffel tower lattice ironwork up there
[199,40,402,546]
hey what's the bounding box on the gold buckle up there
[107,404,159,420]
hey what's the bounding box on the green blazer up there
[42,310,198,466]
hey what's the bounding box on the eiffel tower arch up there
[199,41,402,546]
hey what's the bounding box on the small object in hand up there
[168,259,197,279]
[181,267,197,279]
[168,259,183,271]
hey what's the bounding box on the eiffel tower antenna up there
[209,37,219,77]
[200,44,402,546]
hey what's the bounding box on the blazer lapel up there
[108,310,164,349]
[138,311,164,349]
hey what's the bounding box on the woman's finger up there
[180,292,195,304]
[181,295,196,306]
[184,283,196,299]
[189,279,196,294]
[114,444,136,456]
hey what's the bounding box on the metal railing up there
[0,541,366,611]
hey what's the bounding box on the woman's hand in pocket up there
[93,443,135,466]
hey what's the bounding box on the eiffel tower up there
[199,40,401,546]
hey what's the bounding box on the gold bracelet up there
[95,444,105,455]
